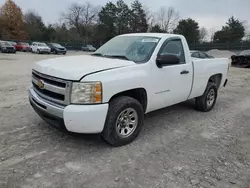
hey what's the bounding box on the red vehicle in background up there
[16,42,31,52]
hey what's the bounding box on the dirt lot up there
[0,51,250,188]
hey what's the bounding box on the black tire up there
[101,96,144,146]
[63,52,66,55]
[195,82,218,112]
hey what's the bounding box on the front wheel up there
[102,96,144,146]
[195,82,218,112]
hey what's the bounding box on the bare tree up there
[157,7,179,33]
[209,28,216,43]
[245,31,250,41]
[82,2,98,26]
[244,24,250,41]
[62,3,84,35]
[61,2,97,37]
[199,27,208,43]
[143,5,154,31]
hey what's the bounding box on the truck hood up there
[33,55,135,80]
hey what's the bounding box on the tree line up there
[0,0,248,46]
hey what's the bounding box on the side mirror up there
[156,54,180,68]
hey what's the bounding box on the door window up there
[191,52,200,58]
[158,39,185,63]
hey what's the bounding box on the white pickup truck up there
[29,33,229,146]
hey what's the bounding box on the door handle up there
[180,70,189,74]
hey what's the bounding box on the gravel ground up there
[0,51,250,188]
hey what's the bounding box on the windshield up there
[239,50,250,56]
[20,43,29,46]
[0,41,12,46]
[52,43,63,48]
[94,36,160,63]
[38,43,47,47]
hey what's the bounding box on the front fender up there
[82,64,150,103]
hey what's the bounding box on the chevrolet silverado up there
[29,33,229,146]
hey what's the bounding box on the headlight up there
[71,82,102,104]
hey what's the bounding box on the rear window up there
[1,41,12,46]
[38,43,47,47]
[21,43,29,46]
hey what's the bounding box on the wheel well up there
[109,88,147,112]
[208,74,222,88]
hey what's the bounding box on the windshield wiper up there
[92,53,104,57]
[105,55,129,60]
[92,53,130,61]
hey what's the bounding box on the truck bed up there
[189,58,229,99]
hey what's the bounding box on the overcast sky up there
[1,0,249,32]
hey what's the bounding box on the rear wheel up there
[195,82,218,112]
[102,96,144,146]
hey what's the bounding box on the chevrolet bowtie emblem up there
[37,80,44,89]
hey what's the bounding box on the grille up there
[6,47,14,50]
[32,71,71,105]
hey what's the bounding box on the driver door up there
[150,38,193,111]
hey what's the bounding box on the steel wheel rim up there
[115,108,138,138]
[207,89,215,107]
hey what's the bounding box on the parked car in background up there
[81,44,96,52]
[9,41,17,48]
[47,43,67,55]
[31,42,51,54]
[16,42,31,52]
[0,41,16,53]
[190,50,214,59]
[231,50,250,68]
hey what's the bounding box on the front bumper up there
[2,49,16,53]
[38,49,50,53]
[55,49,67,53]
[29,87,108,133]
[22,47,31,51]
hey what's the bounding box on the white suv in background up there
[31,42,51,54]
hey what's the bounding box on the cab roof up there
[120,33,183,39]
